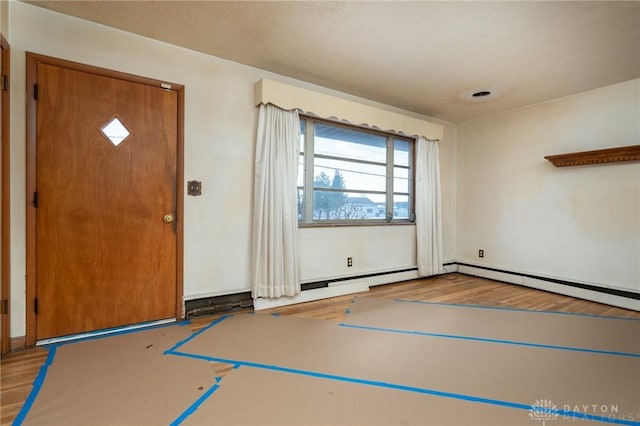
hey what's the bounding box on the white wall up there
[0,0,8,39]
[8,2,455,337]
[457,79,640,293]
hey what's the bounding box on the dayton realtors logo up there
[561,403,637,422]
[529,399,638,423]
[529,399,559,425]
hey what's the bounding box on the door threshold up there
[36,318,177,346]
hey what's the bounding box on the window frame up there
[298,115,416,226]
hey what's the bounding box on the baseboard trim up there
[255,267,424,310]
[456,262,640,311]
[184,291,253,319]
[254,281,370,310]
[456,262,639,300]
[301,267,418,291]
[184,261,639,316]
[10,336,25,351]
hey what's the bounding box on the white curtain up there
[415,137,445,276]
[251,104,301,299]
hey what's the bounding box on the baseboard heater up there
[186,268,419,317]
[301,267,418,291]
[184,264,637,317]
[454,262,639,301]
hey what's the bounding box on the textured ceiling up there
[26,1,640,122]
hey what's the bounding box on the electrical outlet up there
[478,249,484,258]
[347,257,353,267]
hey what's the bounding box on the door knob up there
[163,214,174,223]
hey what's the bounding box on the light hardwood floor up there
[1,273,639,425]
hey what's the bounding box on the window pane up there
[313,190,386,220]
[297,188,304,220]
[357,193,386,204]
[312,190,346,220]
[346,194,386,219]
[394,138,410,167]
[394,167,409,194]
[314,158,386,192]
[297,154,304,187]
[100,117,130,147]
[393,194,410,219]
[299,120,306,153]
[315,123,387,163]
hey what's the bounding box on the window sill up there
[298,221,415,229]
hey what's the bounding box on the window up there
[100,116,130,147]
[297,117,414,224]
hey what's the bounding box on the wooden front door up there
[28,55,182,341]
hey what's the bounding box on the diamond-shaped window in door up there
[100,117,130,147]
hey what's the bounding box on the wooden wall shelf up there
[544,145,640,167]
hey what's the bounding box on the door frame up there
[25,53,185,346]
[1,35,10,355]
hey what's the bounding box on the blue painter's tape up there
[169,382,220,426]
[12,345,58,425]
[271,313,280,317]
[247,365,635,425]
[44,344,58,365]
[165,350,232,363]
[163,315,231,355]
[338,323,640,358]
[393,298,640,322]
[163,349,639,425]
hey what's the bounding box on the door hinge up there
[34,298,38,315]
[1,75,7,92]
[33,191,39,208]
[0,299,7,315]
[33,83,39,100]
